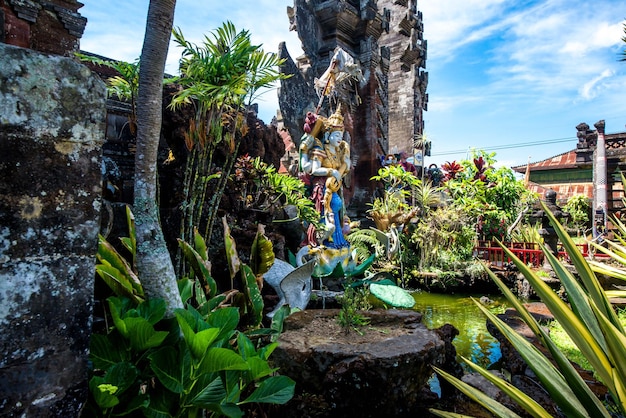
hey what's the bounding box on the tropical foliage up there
[431,202,626,418]
[169,22,290,253]
[88,207,295,417]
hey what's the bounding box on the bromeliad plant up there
[430,201,626,418]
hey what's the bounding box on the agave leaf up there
[589,302,626,397]
[588,260,626,282]
[605,290,626,299]
[588,240,626,267]
[484,268,611,418]
[473,301,592,418]
[432,366,524,418]
[542,202,615,323]
[428,410,474,418]
[459,355,553,418]
[540,244,611,352]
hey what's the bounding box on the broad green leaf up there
[239,375,295,405]
[198,347,249,374]
[369,282,415,308]
[189,376,227,407]
[178,278,194,304]
[107,297,128,338]
[345,252,376,278]
[105,362,139,395]
[193,227,208,260]
[590,302,626,394]
[207,306,239,341]
[177,238,217,298]
[89,333,129,370]
[124,317,169,351]
[245,356,276,381]
[89,376,120,409]
[149,346,188,394]
[237,332,257,360]
[137,298,167,325]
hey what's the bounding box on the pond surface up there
[410,291,506,369]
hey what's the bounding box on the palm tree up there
[133,0,183,315]
[169,22,289,261]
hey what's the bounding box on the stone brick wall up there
[0,43,106,416]
[1,0,86,56]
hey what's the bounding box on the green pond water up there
[409,292,506,369]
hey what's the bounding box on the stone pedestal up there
[0,44,106,416]
[271,309,450,417]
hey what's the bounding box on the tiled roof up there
[512,149,578,173]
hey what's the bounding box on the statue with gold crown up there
[297,104,356,277]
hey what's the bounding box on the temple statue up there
[298,105,355,277]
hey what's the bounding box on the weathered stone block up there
[0,43,106,416]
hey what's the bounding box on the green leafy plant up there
[564,194,591,236]
[95,205,144,304]
[86,295,295,417]
[430,201,626,418]
[336,285,371,334]
[75,53,140,136]
[91,208,294,416]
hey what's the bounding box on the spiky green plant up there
[431,201,626,418]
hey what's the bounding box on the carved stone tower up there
[378,0,428,157]
[278,0,427,215]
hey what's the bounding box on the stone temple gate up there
[278,0,428,217]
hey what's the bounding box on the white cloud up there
[579,69,615,100]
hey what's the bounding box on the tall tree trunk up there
[134,0,182,316]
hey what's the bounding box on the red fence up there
[474,241,592,268]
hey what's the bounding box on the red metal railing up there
[474,241,592,268]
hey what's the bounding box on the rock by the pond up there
[270,309,452,417]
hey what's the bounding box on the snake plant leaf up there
[459,355,553,418]
[223,216,241,286]
[432,366,524,418]
[369,282,415,308]
[250,224,274,277]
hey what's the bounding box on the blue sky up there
[80,0,626,169]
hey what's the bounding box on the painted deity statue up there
[298,105,354,277]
